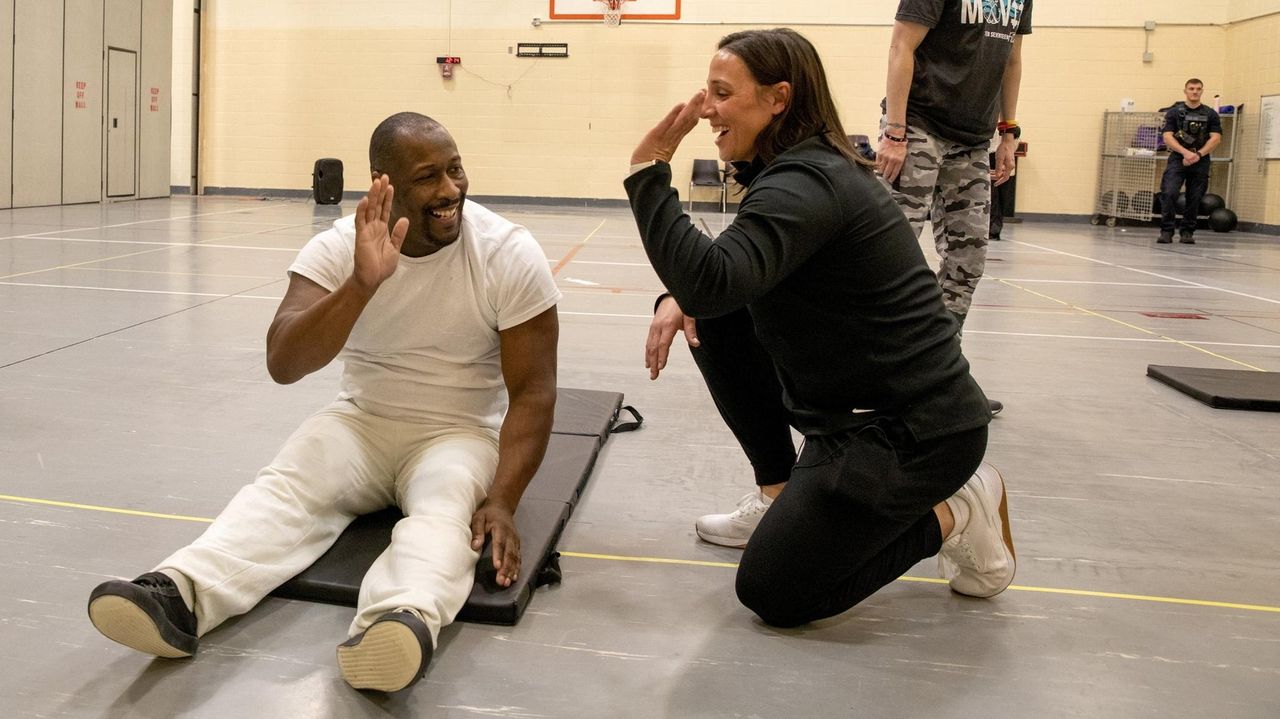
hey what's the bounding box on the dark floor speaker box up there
[312,158,343,204]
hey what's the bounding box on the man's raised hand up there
[352,175,409,294]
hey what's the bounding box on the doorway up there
[106,48,137,198]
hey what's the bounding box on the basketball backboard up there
[548,0,681,21]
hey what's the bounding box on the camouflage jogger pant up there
[880,120,991,320]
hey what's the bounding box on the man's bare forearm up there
[266,278,375,384]
[485,386,557,510]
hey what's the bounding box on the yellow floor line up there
[560,551,739,569]
[4,493,1277,614]
[561,551,1280,613]
[994,278,1267,371]
[0,494,214,524]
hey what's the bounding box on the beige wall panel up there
[205,0,1233,29]
[63,0,106,204]
[1222,13,1280,225]
[171,0,194,188]
[1015,26,1226,216]
[1228,0,1280,21]
[105,0,141,199]
[0,0,13,209]
[682,0,1230,26]
[106,0,141,51]
[139,0,172,198]
[12,0,65,208]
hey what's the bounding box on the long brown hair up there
[717,29,868,168]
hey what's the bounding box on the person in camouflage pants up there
[889,119,991,322]
[877,0,1032,331]
[877,0,1032,415]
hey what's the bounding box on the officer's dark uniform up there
[1159,102,1223,241]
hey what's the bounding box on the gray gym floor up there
[2,196,1278,717]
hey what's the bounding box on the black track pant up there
[688,308,796,487]
[737,419,986,626]
[688,307,987,626]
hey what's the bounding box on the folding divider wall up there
[0,0,171,209]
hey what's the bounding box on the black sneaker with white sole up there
[337,610,435,693]
[87,572,198,658]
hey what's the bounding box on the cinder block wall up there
[174,0,1279,226]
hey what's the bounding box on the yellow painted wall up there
[1229,0,1280,22]
[189,1,1279,224]
[1016,26,1225,217]
[1223,11,1280,225]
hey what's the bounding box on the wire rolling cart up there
[1092,109,1238,227]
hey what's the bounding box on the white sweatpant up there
[156,399,498,644]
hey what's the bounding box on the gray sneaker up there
[338,609,434,692]
[695,490,773,548]
[88,572,199,658]
[938,463,1016,597]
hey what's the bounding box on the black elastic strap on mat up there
[611,405,644,433]
[535,553,563,588]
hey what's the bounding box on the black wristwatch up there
[1001,125,1021,140]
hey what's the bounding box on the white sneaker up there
[695,490,773,548]
[938,462,1016,597]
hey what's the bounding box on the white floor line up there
[988,278,1203,288]
[0,281,261,298]
[1099,473,1271,490]
[559,288,657,296]
[559,310,650,319]
[2,286,1275,347]
[952,328,1280,349]
[61,267,278,280]
[0,205,269,243]
[7,235,303,252]
[563,260,653,267]
[1007,239,1280,306]
[967,327,1280,347]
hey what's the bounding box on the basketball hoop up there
[598,0,626,26]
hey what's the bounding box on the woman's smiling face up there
[700,49,788,163]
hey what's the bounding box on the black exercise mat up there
[551,388,623,440]
[522,433,601,507]
[1147,365,1280,411]
[270,498,571,624]
[271,386,627,624]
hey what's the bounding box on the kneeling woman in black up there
[625,28,1014,626]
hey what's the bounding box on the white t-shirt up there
[287,201,561,430]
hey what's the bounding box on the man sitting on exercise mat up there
[86,112,561,694]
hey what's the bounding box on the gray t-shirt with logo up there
[895,0,1034,146]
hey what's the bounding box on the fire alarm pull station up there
[436,56,461,78]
